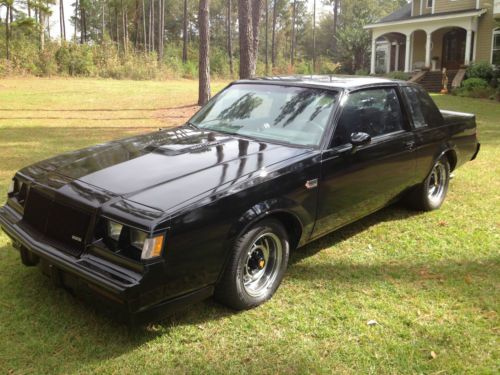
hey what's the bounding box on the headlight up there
[107,221,123,241]
[105,220,164,260]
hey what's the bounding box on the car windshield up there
[190,84,339,147]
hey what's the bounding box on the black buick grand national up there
[0,76,480,320]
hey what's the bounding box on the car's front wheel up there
[408,156,450,211]
[215,219,290,310]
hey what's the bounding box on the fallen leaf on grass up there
[430,351,437,359]
[367,320,378,326]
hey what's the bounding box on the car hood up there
[22,125,311,212]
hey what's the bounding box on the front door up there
[312,87,417,238]
[442,28,466,70]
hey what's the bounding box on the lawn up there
[0,78,498,374]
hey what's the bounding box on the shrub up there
[317,58,341,75]
[452,77,494,99]
[386,71,411,81]
[355,69,369,76]
[461,77,489,90]
[55,44,95,76]
[466,62,494,82]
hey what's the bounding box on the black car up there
[0,76,480,320]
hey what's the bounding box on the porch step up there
[418,70,458,93]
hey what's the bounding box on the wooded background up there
[0,1,407,102]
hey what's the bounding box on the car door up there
[312,86,418,239]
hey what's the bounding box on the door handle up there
[405,140,416,150]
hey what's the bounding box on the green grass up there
[0,79,498,374]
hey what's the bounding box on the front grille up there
[22,188,91,256]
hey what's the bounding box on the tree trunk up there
[158,0,164,61]
[290,0,296,66]
[80,3,85,44]
[5,5,10,60]
[115,3,119,44]
[102,2,105,41]
[332,0,338,55]
[264,0,268,74]
[148,0,152,51]
[121,0,127,53]
[47,0,51,39]
[142,0,147,50]
[227,0,233,75]
[312,0,316,72]
[134,0,139,48]
[74,0,78,42]
[238,0,252,78]
[151,0,155,52]
[271,0,276,67]
[198,0,211,106]
[60,0,66,41]
[28,1,31,18]
[182,0,188,63]
[250,0,262,75]
[40,10,45,50]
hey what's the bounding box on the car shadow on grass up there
[290,203,424,265]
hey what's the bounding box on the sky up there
[2,0,333,41]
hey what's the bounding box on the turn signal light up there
[141,235,164,260]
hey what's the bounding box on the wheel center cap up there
[258,259,266,269]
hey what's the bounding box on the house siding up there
[475,0,496,62]
[412,0,433,16]
[434,0,477,13]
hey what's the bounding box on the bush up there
[386,71,411,81]
[55,44,95,76]
[355,69,369,76]
[452,77,495,99]
[461,77,489,90]
[466,62,494,82]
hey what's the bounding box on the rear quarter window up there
[402,86,443,128]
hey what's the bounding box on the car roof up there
[234,75,408,90]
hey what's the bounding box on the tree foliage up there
[0,0,408,77]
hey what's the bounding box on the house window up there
[426,0,433,8]
[493,29,500,66]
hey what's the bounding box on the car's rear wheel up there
[408,156,450,211]
[215,219,289,310]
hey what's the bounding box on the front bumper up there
[0,205,212,322]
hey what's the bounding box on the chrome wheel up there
[427,161,447,204]
[242,232,283,297]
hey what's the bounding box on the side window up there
[402,86,426,128]
[331,88,405,147]
[402,86,443,128]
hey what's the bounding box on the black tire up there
[408,156,450,211]
[215,219,290,310]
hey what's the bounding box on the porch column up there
[404,34,411,72]
[370,34,377,75]
[465,29,472,66]
[395,43,400,71]
[425,31,432,68]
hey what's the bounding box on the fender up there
[215,198,313,283]
[227,197,313,245]
[434,144,458,172]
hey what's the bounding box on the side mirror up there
[350,132,371,147]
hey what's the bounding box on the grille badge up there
[71,235,83,242]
